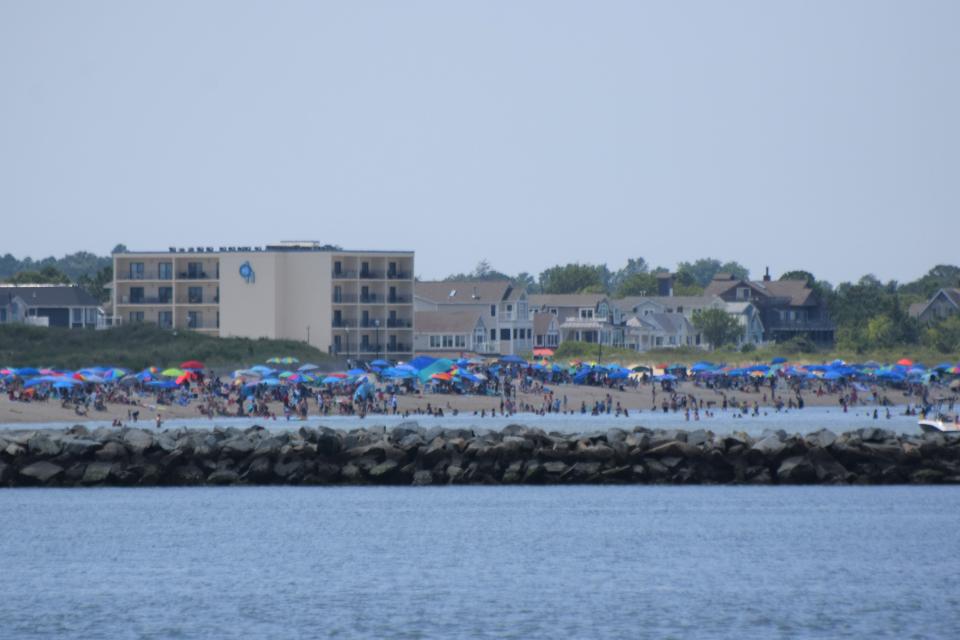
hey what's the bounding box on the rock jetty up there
[1,424,958,487]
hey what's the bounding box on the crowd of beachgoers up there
[2,353,959,427]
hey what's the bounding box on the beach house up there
[911,288,960,325]
[0,284,104,329]
[414,281,533,356]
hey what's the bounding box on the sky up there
[2,1,958,286]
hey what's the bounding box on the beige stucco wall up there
[218,252,281,340]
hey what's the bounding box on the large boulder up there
[82,462,115,485]
[122,429,154,455]
[95,441,128,461]
[27,434,61,457]
[19,461,64,483]
[805,429,837,449]
[221,436,256,458]
[60,438,101,457]
[777,456,817,484]
[207,469,241,485]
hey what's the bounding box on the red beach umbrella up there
[180,360,205,370]
[897,358,913,366]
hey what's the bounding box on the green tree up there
[676,258,749,287]
[6,265,71,284]
[779,270,816,286]
[615,272,658,297]
[76,265,114,303]
[609,257,649,291]
[538,263,608,294]
[899,264,960,298]
[922,316,960,354]
[692,308,743,350]
[444,259,512,282]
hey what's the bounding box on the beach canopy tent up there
[418,359,454,383]
[180,360,205,370]
[500,355,526,364]
[409,355,437,371]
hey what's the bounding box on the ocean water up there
[0,405,925,436]
[1,486,958,639]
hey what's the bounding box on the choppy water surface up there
[1,486,958,639]
[0,405,925,436]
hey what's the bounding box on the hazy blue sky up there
[2,1,958,285]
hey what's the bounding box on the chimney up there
[656,272,674,297]
[763,267,771,282]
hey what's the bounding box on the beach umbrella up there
[321,375,343,384]
[771,357,787,364]
[897,358,913,366]
[266,357,282,364]
[500,355,526,364]
[161,368,185,377]
[180,360,205,370]
[346,368,366,376]
[147,380,178,389]
[298,363,321,372]
[250,365,275,375]
[15,367,40,377]
[53,380,78,390]
[431,372,453,381]
[370,359,390,368]
[261,378,281,386]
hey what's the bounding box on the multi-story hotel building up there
[111,242,415,359]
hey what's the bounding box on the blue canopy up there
[370,359,390,368]
[148,380,178,389]
[771,357,787,364]
[500,355,526,364]
[409,356,437,371]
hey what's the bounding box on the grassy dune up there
[0,324,335,371]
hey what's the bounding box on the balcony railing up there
[177,272,215,280]
[386,271,411,280]
[386,319,412,328]
[186,322,219,330]
[386,343,410,353]
[332,294,358,303]
[120,271,173,281]
[332,270,358,279]
[359,294,380,304]
[331,319,358,328]
[359,320,384,328]
[386,295,411,304]
[119,296,173,305]
[177,295,219,305]
[358,270,383,279]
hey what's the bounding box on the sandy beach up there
[0,380,924,427]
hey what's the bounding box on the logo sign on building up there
[239,261,255,284]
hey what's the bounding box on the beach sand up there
[0,381,913,427]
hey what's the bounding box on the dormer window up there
[737,287,750,300]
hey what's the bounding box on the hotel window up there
[429,335,441,348]
[129,287,144,303]
[129,262,144,279]
[159,287,173,303]
[187,262,202,279]
[187,311,201,328]
[442,335,454,348]
[158,311,173,328]
[158,262,172,280]
[334,261,342,276]
[129,311,144,323]
[188,287,203,304]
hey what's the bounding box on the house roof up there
[757,280,816,306]
[908,302,926,318]
[704,276,817,306]
[0,285,100,308]
[645,312,692,335]
[943,288,960,307]
[415,280,523,304]
[528,293,606,309]
[917,288,960,318]
[414,310,485,334]
[533,312,557,335]
[615,295,722,312]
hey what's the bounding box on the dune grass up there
[0,324,335,371]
